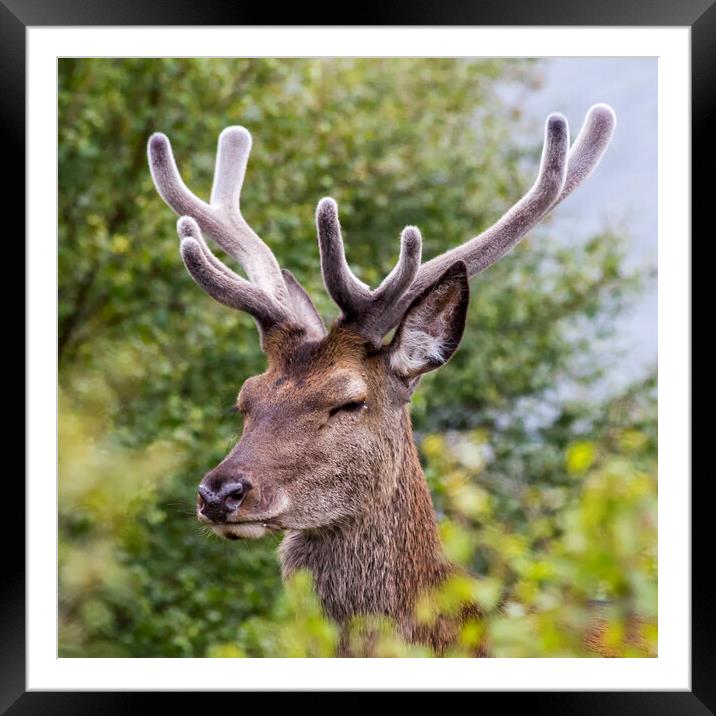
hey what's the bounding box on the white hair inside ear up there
[387,262,469,382]
[390,311,451,377]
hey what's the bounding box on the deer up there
[147,103,616,656]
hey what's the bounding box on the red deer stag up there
[147,104,616,655]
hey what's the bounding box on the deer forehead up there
[239,369,369,410]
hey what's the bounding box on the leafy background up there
[58,58,657,657]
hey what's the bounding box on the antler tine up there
[177,216,288,330]
[147,133,209,218]
[316,197,372,317]
[210,126,251,208]
[316,198,423,343]
[177,215,241,283]
[148,127,288,303]
[373,226,423,306]
[558,103,616,204]
[424,111,570,280]
[375,105,616,337]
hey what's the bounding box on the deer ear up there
[387,261,469,380]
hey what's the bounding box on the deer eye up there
[329,400,367,417]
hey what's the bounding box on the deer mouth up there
[210,520,282,541]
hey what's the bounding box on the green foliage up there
[421,378,657,657]
[58,58,654,657]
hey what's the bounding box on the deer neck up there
[278,408,451,626]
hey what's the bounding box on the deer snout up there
[197,476,252,523]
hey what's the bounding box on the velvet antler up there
[148,127,325,341]
[316,197,423,342]
[150,105,615,349]
[316,104,616,344]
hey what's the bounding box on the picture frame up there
[12,0,705,709]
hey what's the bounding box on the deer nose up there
[197,477,252,523]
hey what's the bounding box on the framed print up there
[11,0,707,710]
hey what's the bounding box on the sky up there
[513,58,657,394]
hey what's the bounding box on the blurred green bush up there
[58,58,655,657]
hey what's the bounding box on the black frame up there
[10,0,705,711]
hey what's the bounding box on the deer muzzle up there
[197,476,252,523]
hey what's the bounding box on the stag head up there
[147,105,616,540]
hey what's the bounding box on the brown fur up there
[151,110,619,656]
[198,318,481,654]
[197,287,624,659]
